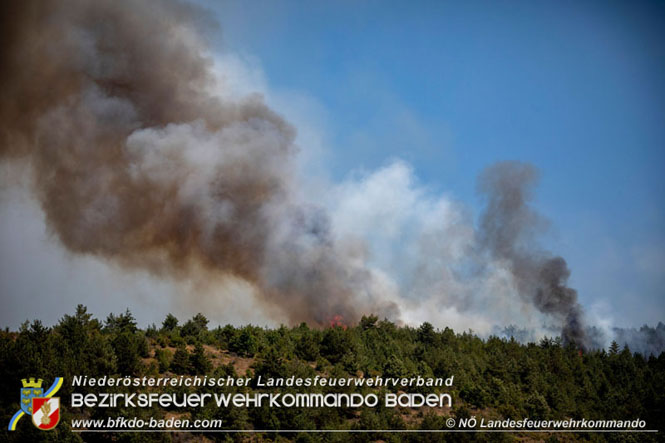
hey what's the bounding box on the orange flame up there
[329,315,347,330]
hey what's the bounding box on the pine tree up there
[162,313,179,331]
[190,343,212,374]
[609,340,620,355]
[171,346,191,374]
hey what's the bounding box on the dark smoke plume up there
[0,0,399,325]
[477,162,588,347]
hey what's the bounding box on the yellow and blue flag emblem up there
[20,385,43,415]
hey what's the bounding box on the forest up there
[1,305,663,442]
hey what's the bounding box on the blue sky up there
[200,0,665,326]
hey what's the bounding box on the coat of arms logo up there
[32,396,61,430]
[8,377,63,431]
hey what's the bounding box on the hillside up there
[1,305,663,442]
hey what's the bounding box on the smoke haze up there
[1,0,650,350]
